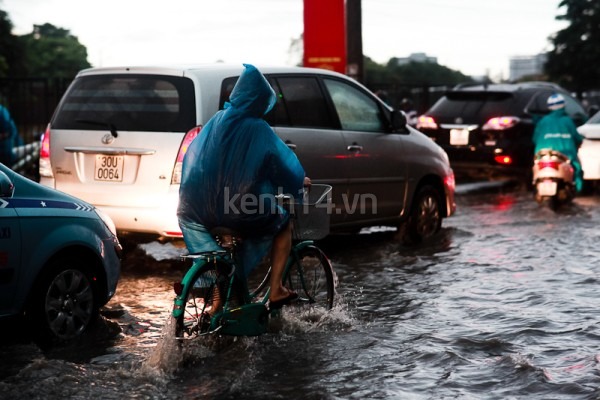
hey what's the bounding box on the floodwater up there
[2,188,600,399]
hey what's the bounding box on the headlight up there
[94,207,118,237]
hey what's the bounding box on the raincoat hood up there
[226,64,277,118]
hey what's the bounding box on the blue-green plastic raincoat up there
[0,105,19,166]
[532,108,585,192]
[177,64,305,277]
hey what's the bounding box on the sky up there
[1,0,568,81]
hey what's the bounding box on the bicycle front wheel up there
[285,245,335,310]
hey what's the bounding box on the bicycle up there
[171,184,335,338]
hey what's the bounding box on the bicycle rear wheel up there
[174,260,242,339]
[285,245,335,310]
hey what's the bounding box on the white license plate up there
[450,128,469,145]
[94,155,124,182]
[537,180,557,196]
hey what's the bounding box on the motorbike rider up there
[532,93,585,193]
[177,64,309,311]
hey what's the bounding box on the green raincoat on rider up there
[532,105,585,193]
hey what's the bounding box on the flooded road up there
[2,187,600,399]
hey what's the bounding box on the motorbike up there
[532,149,575,210]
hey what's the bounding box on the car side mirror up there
[391,109,409,133]
[0,171,14,198]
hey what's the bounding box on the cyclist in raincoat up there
[532,93,585,193]
[177,64,308,309]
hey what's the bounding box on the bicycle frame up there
[172,240,316,336]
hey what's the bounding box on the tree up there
[0,9,25,78]
[19,23,91,79]
[545,0,600,96]
[363,56,473,111]
[384,58,472,86]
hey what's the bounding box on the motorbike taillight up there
[538,160,561,170]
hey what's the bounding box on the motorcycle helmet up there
[547,93,565,110]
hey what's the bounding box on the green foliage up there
[0,6,90,79]
[0,9,24,78]
[546,0,600,94]
[19,23,91,79]
[364,55,473,88]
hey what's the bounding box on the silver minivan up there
[40,64,455,244]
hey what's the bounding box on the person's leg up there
[268,222,294,302]
[572,158,584,193]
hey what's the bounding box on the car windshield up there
[429,91,518,122]
[52,74,196,133]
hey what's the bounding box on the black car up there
[416,82,588,179]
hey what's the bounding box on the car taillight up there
[538,160,561,170]
[171,126,202,184]
[494,155,513,165]
[39,125,53,178]
[416,115,438,130]
[444,172,456,191]
[482,116,519,130]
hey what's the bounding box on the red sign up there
[303,0,346,74]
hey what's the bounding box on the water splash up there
[140,316,182,377]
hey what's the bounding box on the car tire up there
[27,257,99,344]
[401,185,443,245]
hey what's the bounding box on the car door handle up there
[285,141,297,151]
[347,144,363,152]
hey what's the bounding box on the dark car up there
[416,82,588,179]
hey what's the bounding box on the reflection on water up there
[2,191,600,399]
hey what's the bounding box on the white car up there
[40,64,455,244]
[577,111,600,187]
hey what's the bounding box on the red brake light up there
[538,160,561,170]
[171,126,202,184]
[40,126,50,159]
[494,155,513,165]
[416,115,438,130]
[444,172,456,191]
[482,116,519,130]
[39,125,53,178]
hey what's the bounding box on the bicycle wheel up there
[285,245,335,310]
[247,260,271,299]
[174,260,242,339]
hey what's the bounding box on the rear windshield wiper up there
[75,119,119,138]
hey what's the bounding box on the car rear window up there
[52,74,196,132]
[429,91,519,121]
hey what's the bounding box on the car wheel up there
[28,257,98,343]
[401,185,442,245]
